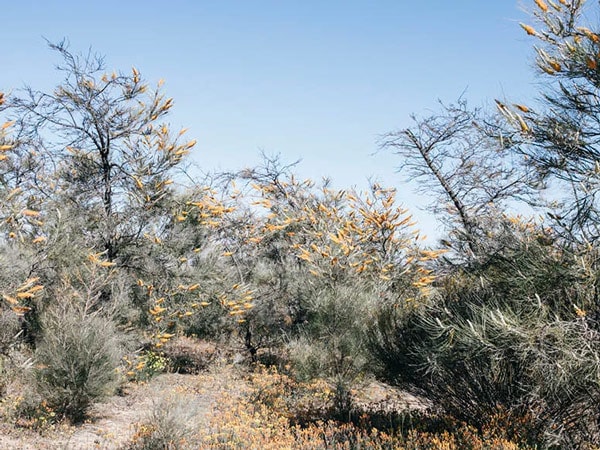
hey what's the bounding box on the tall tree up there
[499,0,600,243]
[8,41,196,266]
[380,100,538,255]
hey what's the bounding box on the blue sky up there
[4,1,540,238]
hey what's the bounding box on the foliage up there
[33,299,126,423]
[161,336,218,374]
[124,350,168,382]
[1,41,204,353]
[127,395,200,450]
[504,0,600,243]
[380,99,539,251]
[203,364,528,449]
[369,3,600,447]
[3,2,600,447]
[8,41,192,263]
[369,200,600,448]
[145,155,439,395]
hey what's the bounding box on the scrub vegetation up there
[0,1,599,448]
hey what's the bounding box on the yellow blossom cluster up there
[1,277,44,316]
[241,178,443,296]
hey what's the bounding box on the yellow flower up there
[149,305,166,315]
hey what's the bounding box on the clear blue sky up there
[4,1,540,238]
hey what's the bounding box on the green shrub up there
[182,297,230,340]
[0,310,21,396]
[126,349,169,382]
[33,304,125,423]
[369,224,600,448]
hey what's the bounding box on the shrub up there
[124,349,169,382]
[0,310,22,397]
[286,285,372,417]
[0,309,21,356]
[33,304,125,423]
[368,222,600,448]
[245,365,335,425]
[162,336,218,374]
[127,395,200,450]
[182,299,230,341]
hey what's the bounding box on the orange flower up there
[535,0,549,12]
[520,23,536,36]
[587,57,597,70]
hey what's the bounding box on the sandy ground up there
[0,368,234,450]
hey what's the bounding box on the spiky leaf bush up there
[34,303,125,423]
[369,218,600,448]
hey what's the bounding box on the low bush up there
[368,225,600,448]
[124,349,169,382]
[162,336,218,374]
[33,304,126,423]
[127,395,200,450]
